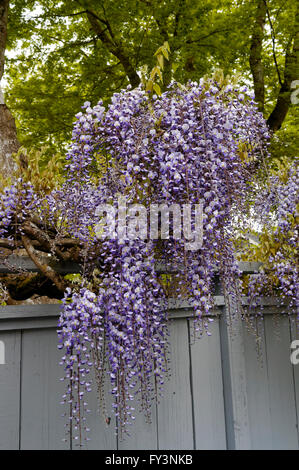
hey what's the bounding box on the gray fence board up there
[189,317,226,450]
[0,258,262,275]
[157,318,194,450]
[219,309,252,450]
[0,297,298,450]
[0,255,81,274]
[0,331,21,450]
[82,373,117,451]
[0,317,59,331]
[290,318,299,448]
[19,328,69,450]
[242,319,273,449]
[264,315,298,450]
[118,389,158,451]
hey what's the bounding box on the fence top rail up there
[0,296,289,326]
[0,255,263,275]
[0,256,287,325]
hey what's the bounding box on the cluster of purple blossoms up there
[58,288,103,441]
[58,240,168,440]
[252,162,298,316]
[0,179,36,238]
[3,80,295,442]
[55,81,272,440]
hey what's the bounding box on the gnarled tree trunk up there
[249,0,299,132]
[0,0,19,178]
[266,1,299,132]
[249,0,267,113]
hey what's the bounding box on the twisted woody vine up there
[0,47,298,443]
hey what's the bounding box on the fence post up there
[219,301,252,450]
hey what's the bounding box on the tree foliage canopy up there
[2,0,298,154]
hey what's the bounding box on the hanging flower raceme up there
[58,240,168,440]
[54,80,273,442]
[58,288,104,441]
[0,179,36,238]
[250,162,299,316]
[0,77,296,443]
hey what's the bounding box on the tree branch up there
[48,10,88,18]
[267,0,299,131]
[22,220,66,260]
[1,272,62,301]
[21,234,66,293]
[185,28,232,45]
[173,0,185,38]
[0,237,41,250]
[85,9,140,88]
[249,0,267,113]
[0,0,9,80]
[264,0,283,87]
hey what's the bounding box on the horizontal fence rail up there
[0,255,263,275]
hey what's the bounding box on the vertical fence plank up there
[20,328,70,450]
[0,331,21,450]
[242,319,273,449]
[82,368,117,450]
[189,318,226,449]
[118,386,158,450]
[290,317,299,448]
[219,309,252,450]
[264,315,298,449]
[157,318,194,450]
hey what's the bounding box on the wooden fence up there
[0,259,298,450]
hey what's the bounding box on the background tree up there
[0,0,19,177]
[249,0,299,131]
[0,0,298,157]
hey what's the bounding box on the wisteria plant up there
[0,67,297,444]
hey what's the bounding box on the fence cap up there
[0,255,263,275]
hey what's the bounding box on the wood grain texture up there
[263,315,298,449]
[242,319,273,449]
[157,318,194,450]
[189,318,226,449]
[219,307,251,450]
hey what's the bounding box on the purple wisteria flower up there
[2,80,294,443]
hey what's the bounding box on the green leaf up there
[150,66,163,83]
[157,53,164,70]
[153,83,161,96]
[164,41,170,52]
[161,47,169,60]
[146,79,153,92]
